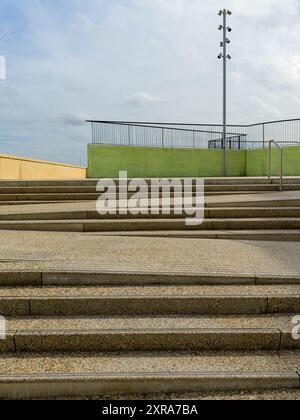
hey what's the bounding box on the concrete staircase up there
[0,178,299,204]
[0,178,300,399]
[0,178,300,241]
[0,270,299,399]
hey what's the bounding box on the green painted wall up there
[88,144,246,178]
[247,146,300,177]
[87,144,300,178]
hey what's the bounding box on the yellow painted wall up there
[0,153,87,180]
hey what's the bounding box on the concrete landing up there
[0,230,300,277]
[0,191,299,215]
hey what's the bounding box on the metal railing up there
[87,118,300,150]
[269,140,283,192]
[87,120,247,149]
[208,137,259,150]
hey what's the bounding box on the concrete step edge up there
[0,184,297,190]
[1,219,300,233]
[0,371,298,399]
[1,327,298,352]
[98,230,300,242]
[1,270,300,286]
[2,217,300,223]
[1,294,299,316]
[3,208,300,221]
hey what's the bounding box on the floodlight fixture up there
[217,9,232,177]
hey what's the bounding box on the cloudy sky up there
[0,0,300,165]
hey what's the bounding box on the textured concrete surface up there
[3,314,298,353]
[0,373,298,400]
[6,314,295,331]
[1,284,299,316]
[0,191,299,215]
[11,330,281,353]
[0,284,299,297]
[281,329,300,350]
[0,271,41,286]
[2,218,300,234]
[206,190,300,206]
[3,207,300,222]
[0,295,271,317]
[3,314,297,351]
[2,184,298,194]
[60,389,300,400]
[0,186,299,399]
[99,230,300,242]
[0,176,299,185]
[0,230,300,276]
[3,218,300,233]
[0,351,299,374]
[1,294,299,317]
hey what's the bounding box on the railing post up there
[269,140,283,192]
[268,141,272,181]
[128,126,131,146]
[280,148,283,192]
[162,128,164,147]
[92,123,94,143]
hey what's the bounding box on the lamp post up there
[218,9,232,177]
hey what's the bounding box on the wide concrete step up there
[0,191,285,202]
[98,230,300,242]
[1,285,299,316]
[1,184,300,194]
[1,218,300,232]
[1,270,299,287]
[0,201,77,207]
[1,314,298,353]
[206,199,300,208]
[2,207,300,221]
[0,185,280,194]
[0,177,300,187]
[0,197,299,209]
[0,196,299,209]
[0,351,299,399]
[0,193,100,202]
[207,208,300,218]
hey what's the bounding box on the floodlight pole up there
[222,10,227,177]
[218,9,232,177]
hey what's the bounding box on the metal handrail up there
[86,117,300,128]
[268,140,283,192]
[89,120,245,136]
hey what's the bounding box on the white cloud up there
[126,92,165,107]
